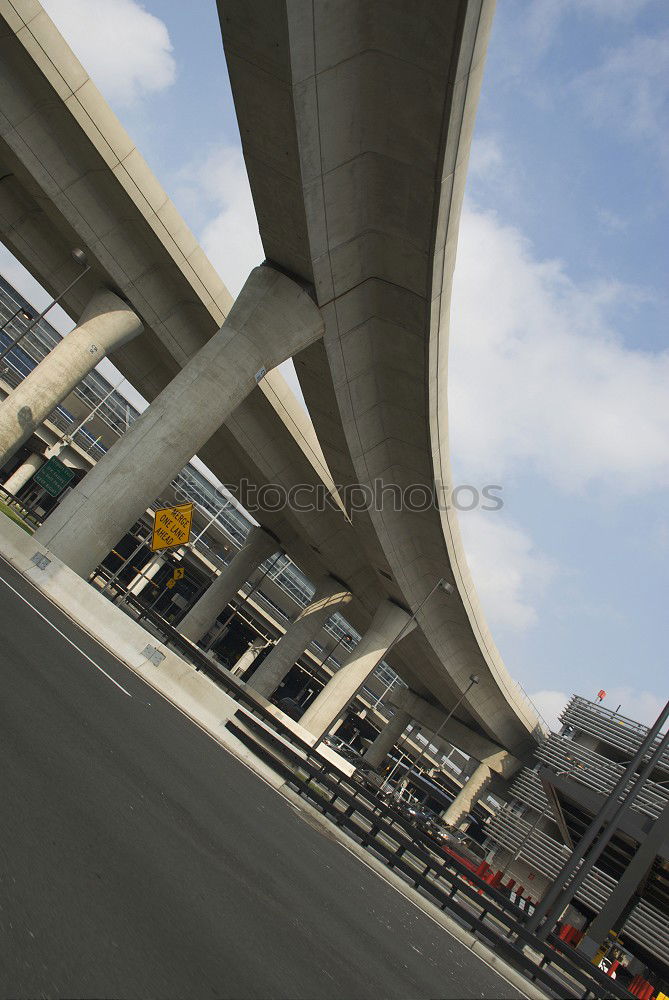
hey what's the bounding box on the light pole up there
[294,630,353,706]
[312,577,454,752]
[393,673,480,791]
[189,496,234,548]
[202,549,284,650]
[499,758,583,879]
[315,629,353,673]
[372,674,399,710]
[0,248,90,361]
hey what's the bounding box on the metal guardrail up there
[223,726,629,999]
[1,281,548,735]
[487,782,669,970]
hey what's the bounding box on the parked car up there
[323,735,361,763]
[396,800,441,836]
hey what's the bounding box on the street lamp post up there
[312,577,454,752]
[203,549,284,650]
[499,758,583,879]
[0,248,90,361]
[393,673,480,791]
[293,629,353,707]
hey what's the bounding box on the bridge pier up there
[0,289,143,469]
[441,761,493,828]
[299,601,416,741]
[3,449,45,494]
[179,527,277,644]
[232,636,271,677]
[362,708,411,769]
[126,552,166,596]
[34,266,324,577]
[247,574,351,697]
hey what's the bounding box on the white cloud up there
[458,511,555,633]
[595,208,628,234]
[530,690,570,732]
[524,0,655,53]
[574,32,669,150]
[469,135,504,180]
[449,203,669,494]
[182,144,264,297]
[42,0,175,106]
[531,687,665,731]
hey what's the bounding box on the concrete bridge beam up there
[248,574,351,698]
[0,288,143,469]
[299,601,416,741]
[179,526,278,644]
[34,266,324,577]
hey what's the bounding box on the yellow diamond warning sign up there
[151,503,193,552]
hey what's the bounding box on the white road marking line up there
[0,572,132,698]
[336,841,534,1000]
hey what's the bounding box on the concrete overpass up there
[0,0,545,804]
[219,0,543,757]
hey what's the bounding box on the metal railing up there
[536,733,669,823]
[487,764,669,970]
[94,590,627,998]
[561,696,669,775]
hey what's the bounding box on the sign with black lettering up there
[151,503,193,552]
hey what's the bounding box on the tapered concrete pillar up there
[232,637,271,677]
[442,761,492,828]
[127,552,165,596]
[0,289,143,468]
[248,575,352,698]
[179,527,277,643]
[35,266,324,577]
[300,600,416,740]
[3,451,44,494]
[363,708,411,769]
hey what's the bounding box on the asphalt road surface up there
[0,555,527,999]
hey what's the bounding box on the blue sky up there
[4,0,667,729]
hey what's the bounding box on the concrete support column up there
[248,575,351,698]
[299,600,416,740]
[442,761,493,828]
[3,451,45,494]
[232,637,271,677]
[179,527,277,643]
[126,552,165,596]
[0,289,143,468]
[363,709,411,769]
[35,266,324,577]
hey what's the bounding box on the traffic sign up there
[33,456,75,497]
[173,566,185,580]
[151,503,193,552]
[166,578,176,589]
